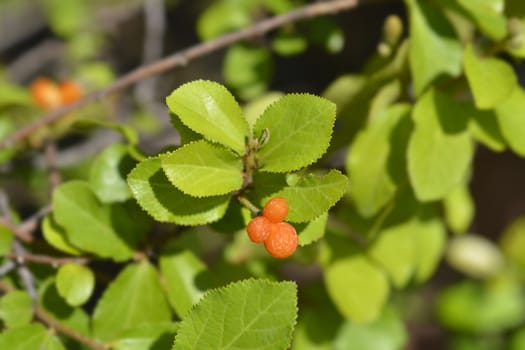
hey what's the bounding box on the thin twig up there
[34,308,107,350]
[0,281,106,350]
[12,241,37,299]
[5,253,89,266]
[3,204,53,243]
[0,0,359,150]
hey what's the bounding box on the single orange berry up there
[264,222,298,258]
[262,196,288,223]
[59,80,83,105]
[246,216,273,243]
[30,77,62,110]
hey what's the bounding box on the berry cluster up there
[30,77,83,110]
[246,197,298,258]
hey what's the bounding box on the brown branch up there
[5,253,89,266]
[0,0,359,150]
[34,307,107,350]
[0,204,52,243]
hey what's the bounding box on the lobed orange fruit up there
[30,77,62,110]
[262,196,288,223]
[246,215,273,243]
[264,222,298,258]
[59,80,83,105]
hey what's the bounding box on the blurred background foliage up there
[2,0,525,349]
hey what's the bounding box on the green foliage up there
[324,251,390,323]
[464,45,517,109]
[161,140,243,197]
[254,94,336,172]
[52,181,149,261]
[56,263,94,306]
[173,279,297,350]
[0,291,33,328]
[92,261,171,341]
[127,156,231,225]
[275,170,348,223]
[166,80,249,155]
[223,44,273,100]
[333,307,407,350]
[405,0,462,96]
[0,323,65,350]
[408,89,473,201]
[5,0,525,348]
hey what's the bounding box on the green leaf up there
[464,44,517,109]
[42,0,89,38]
[367,80,402,122]
[407,89,473,201]
[405,0,462,96]
[272,31,308,56]
[494,87,525,156]
[38,279,90,339]
[412,209,446,282]
[0,223,14,255]
[166,80,249,154]
[223,44,273,100]
[93,261,171,342]
[128,157,230,225]
[347,105,410,217]
[170,112,202,145]
[159,247,210,318]
[297,213,328,246]
[324,254,389,323]
[275,170,348,223]
[41,215,82,255]
[0,82,32,108]
[437,279,525,333]
[197,2,251,41]
[468,107,506,152]
[500,216,525,269]
[243,92,283,132]
[0,291,33,328]
[292,306,341,350]
[173,279,298,350]
[56,263,94,306]
[333,307,407,350]
[52,181,146,261]
[444,183,475,234]
[89,143,136,203]
[254,94,336,172]
[113,322,178,350]
[455,0,507,40]
[0,117,16,164]
[369,220,416,288]
[0,323,65,350]
[161,141,243,197]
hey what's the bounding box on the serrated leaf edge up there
[276,169,349,223]
[165,79,249,155]
[160,140,243,198]
[172,278,298,350]
[254,93,337,173]
[127,156,231,226]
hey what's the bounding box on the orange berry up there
[59,80,83,105]
[264,222,298,258]
[262,196,288,223]
[246,216,273,243]
[30,77,61,110]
